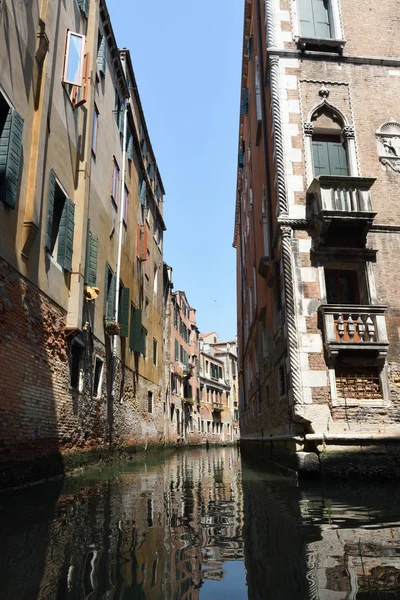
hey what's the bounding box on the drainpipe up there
[112,98,129,400]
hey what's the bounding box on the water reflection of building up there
[241,447,400,600]
[0,447,244,600]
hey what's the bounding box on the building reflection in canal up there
[1,447,400,599]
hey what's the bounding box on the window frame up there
[153,338,158,366]
[294,0,345,50]
[91,103,99,156]
[111,156,119,207]
[63,30,85,86]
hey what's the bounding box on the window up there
[91,104,99,156]
[175,340,179,361]
[96,30,107,77]
[174,308,179,328]
[153,264,158,294]
[0,93,24,209]
[63,31,85,86]
[148,391,153,413]
[325,269,359,304]
[142,327,148,357]
[93,356,103,397]
[76,0,89,18]
[111,157,119,206]
[278,363,286,397]
[104,263,116,319]
[46,171,75,271]
[206,360,209,374]
[312,135,348,176]
[298,0,332,39]
[70,342,84,391]
[123,185,128,226]
[145,249,150,278]
[153,338,158,366]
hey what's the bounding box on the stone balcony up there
[307,176,377,245]
[319,304,389,358]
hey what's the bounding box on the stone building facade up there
[235,0,400,473]
[0,0,166,486]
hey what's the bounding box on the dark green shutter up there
[240,88,249,115]
[0,108,24,209]
[247,35,253,60]
[175,340,179,360]
[46,170,56,251]
[139,179,147,206]
[118,287,130,337]
[87,235,98,286]
[105,266,116,320]
[141,327,147,356]
[219,366,222,379]
[97,34,107,76]
[238,149,244,167]
[129,306,143,352]
[148,163,154,181]
[313,140,348,176]
[57,197,75,271]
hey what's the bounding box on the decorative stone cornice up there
[278,217,309,229]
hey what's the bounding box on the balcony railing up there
[307,176,376,243]
[319,304,388,357]
[308,176,375,213]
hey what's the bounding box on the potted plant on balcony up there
[183,397,194,407]
[104,319,120,336]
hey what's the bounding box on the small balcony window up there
[325,269,359,305]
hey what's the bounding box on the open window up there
[325,265,369,305]
[62,31,88,108]
[296,0,344,49]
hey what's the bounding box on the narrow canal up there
[1,446,400,599]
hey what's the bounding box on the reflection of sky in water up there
[200,561,248,599]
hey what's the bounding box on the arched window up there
[311,106,349,177]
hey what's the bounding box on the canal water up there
[1,446,400,599]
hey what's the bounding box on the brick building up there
[235,0,400,473]
[0,0,166,485]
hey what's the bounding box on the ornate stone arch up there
[376,121,400,172]
[303,90,358,184]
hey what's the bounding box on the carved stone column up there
[281,226,303,412]
[269,55,288,216]
[342,125,358,176]
[265,0,277,49]
[303,122,314,186]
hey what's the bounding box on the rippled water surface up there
[1,446,400,599]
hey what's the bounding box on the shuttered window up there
[76,0,89,18]
[312,137,348,177]
[84,226,98,287]
[97,31,107,76]
[298,0,332,39]
[0,98,24,209]
[175,340,179,361]
[139,176,147,206]
[126,129,133,162]
[118,287,130,337]
[240,88,249,115]
[104,263,116,319]
[46,170,75,271]
[153,338,157,366]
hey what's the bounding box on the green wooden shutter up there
[175,340,179,360]
[127,130,133,161]
[0,108,24,209]
[46,170,56,251]
[328,141,349,177]
[129,307,143,352]
[106,269,116,320]
[57,197,75,271]
[118,287,130,337]
[219,366,223,379]
[312,140,330,176]
[240,88,249,115]
[139,179,147,206]
[238,149,244,167]
[77,0,89,17]
[148,163,154,181]
[313,0,331,38]
[141,327,147,356]
[298,0,315,37]
[87,235,98,286]
[97,34,107,76]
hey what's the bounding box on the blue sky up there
[107,0,243,341]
